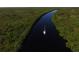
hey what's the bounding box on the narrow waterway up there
[18,10,72,52]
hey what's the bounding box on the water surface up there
[18,10,72,52]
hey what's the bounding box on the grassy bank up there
[54,8,79,51]
[0,8,53,51]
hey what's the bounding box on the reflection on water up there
[18,10,72,52]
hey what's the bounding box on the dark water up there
[18,10,72,52]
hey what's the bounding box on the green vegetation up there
[54,8,79,51]
[0,8,79,51]
[0,8,52,51]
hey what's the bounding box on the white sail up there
[43,27,46,35]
